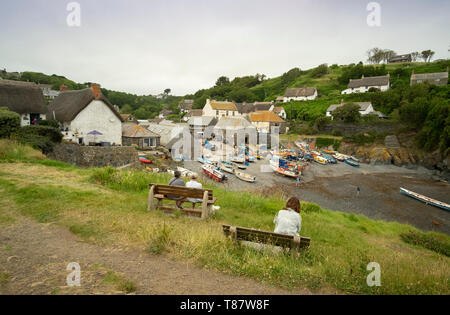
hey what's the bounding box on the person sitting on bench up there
[273,197,302,236]
[168,171,186,209]
[186,173,203,209]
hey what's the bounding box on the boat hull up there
[400,188,450,211]
[202,165,225,182]
[345,160,359,168]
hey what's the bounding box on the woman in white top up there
[274,197,302,236]
[185,173,203,208]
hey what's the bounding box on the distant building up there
[273,106,287,120]
[188,116,217,134]
[158,108,174,119]
[203,99,239,118]
[249,111,286,134]
[120,113,137,123]
[213,116,256,146]
[38,84,60,100]
[283,87,318,102]
[341,75,390,94]
[0,79,47,126]
[48,84,123,145]
[326,101,377,119]
[235,102,275,118]
[122,123,160,149]
[410,70,448,87]
[182,109,203,122]
[179,99,194,114]
[388,54,412,63]
[275,96,284,103]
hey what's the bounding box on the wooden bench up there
[148,184,216,219]
[223,225,310,252]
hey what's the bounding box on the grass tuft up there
[401,230,450,257]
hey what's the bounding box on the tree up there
[421,50,435,63]
[311,64,329,78]
[332,103,361,123]
[367,47,384,64]
[382,50,397,63]
[164,88,171,96]
[0,107,20,138]
[215,76,230,87]
[411,52,420,62]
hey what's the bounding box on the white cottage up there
[48,84,123,145]
[341,75,390,95]
[0,79,47,126]
[203,99,239,118]
[283,87,318,102]
[326,101,376,119]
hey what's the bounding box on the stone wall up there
[48,143,138,167]
[322,122,401,136]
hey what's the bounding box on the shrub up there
[314,116,330,131]
[400,230,450,257]
[332,103,361,123]
[310,64,329,78]
[0,107,20,138]
[38,119,60,128]
[13,125,63,154]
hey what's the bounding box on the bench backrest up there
[149,184,214,200]
[223,225,310,249]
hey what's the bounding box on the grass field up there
[0,140,449,294]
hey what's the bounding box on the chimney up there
[91,83,101,99]
[60,84,68,92]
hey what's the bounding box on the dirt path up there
[0,214,314,295]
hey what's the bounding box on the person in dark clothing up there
[169,171,186,209]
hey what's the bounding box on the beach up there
[183,159,450,235]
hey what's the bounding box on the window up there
[226,111,229,116]
[216,110,219,116]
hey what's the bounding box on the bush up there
[400,230,450,257]
[38,119,60,128]
[310,64,329,78]
[13,125,63,154]
[314,116,330,131]
[332,103,361,123]
[0,107,20,139]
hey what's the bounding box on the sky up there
[0,0,449,96]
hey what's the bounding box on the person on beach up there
[186,173,203,209]
[273,197,302,236]
[168,171,186,209]
[296,175,301,187]
[357,186,361,196]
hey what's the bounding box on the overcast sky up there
[1,0,449,96]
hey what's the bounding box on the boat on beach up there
[270,160,299,178]
[202,164,226,182]
[235,171,256,183]
[217,162,234,174]
[231,156,245,164]
[313,155,328,165]
[177,167,196,178]
[345,159,359,168]
[400,188,450,211]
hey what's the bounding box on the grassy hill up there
[1,140,449,295]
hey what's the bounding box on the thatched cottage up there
[0,79,48,126]
[48,84,124,145]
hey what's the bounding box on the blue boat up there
[345,159,359,168]
[322,154,337,164]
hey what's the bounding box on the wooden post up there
[201,191,209,220]
[291,235,301,252]
[230,226,238,241]
[148,185,155,211]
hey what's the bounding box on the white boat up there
[231,156,245,164]
[217,162,234,174]
[400,188,450,212]
[235,171,256,183]
[177,167,196,178]
[202,164,226,182]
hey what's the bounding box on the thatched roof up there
[0,79,47,114]
[285,87,317,98]
[348,75,390,88]
[48,88,123,122]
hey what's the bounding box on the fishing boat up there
[202,164,226,182]
[345,159,359,168]
[350,156,359,162]
[234,163,247,170]
[333,153,347,162]
[313,155,328,165]
[235,171,256,183]
[322,149,336,155]
[231,156,245,164]
[139,157,152,164]
[217,162,234,174]
[247,156,256,163]
[322,155,337,164]
[400,188,450,211]
[197,157,213,164]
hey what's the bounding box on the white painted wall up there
[65,100,122,145]
[20,113,47,126]
[341,84,389,95]
[203,99,239,118]
[283,90,318,102]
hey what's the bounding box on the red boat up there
[202,164,226,182]
[139,157,153,164]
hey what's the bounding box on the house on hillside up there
[341,75,390,94]
[179,99,194,114]
[48,84,123,145]
[38,84,60,100]
[122,123,160,149]
[326,100,377,119]
[120,113,137,123]
[388,54,412,63]
[273,106,287,120]
[410,70,448,86]
[249,111,286,134]
[254,102,274,112]
[0,79,47,126]
[203,99,239,118]
[275,96,284,103]
[182,109,203,122]
[235,102,275,118]
[283,87,318,102]
[158,108,174,119]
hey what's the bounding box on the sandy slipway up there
[183,160,450,235]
